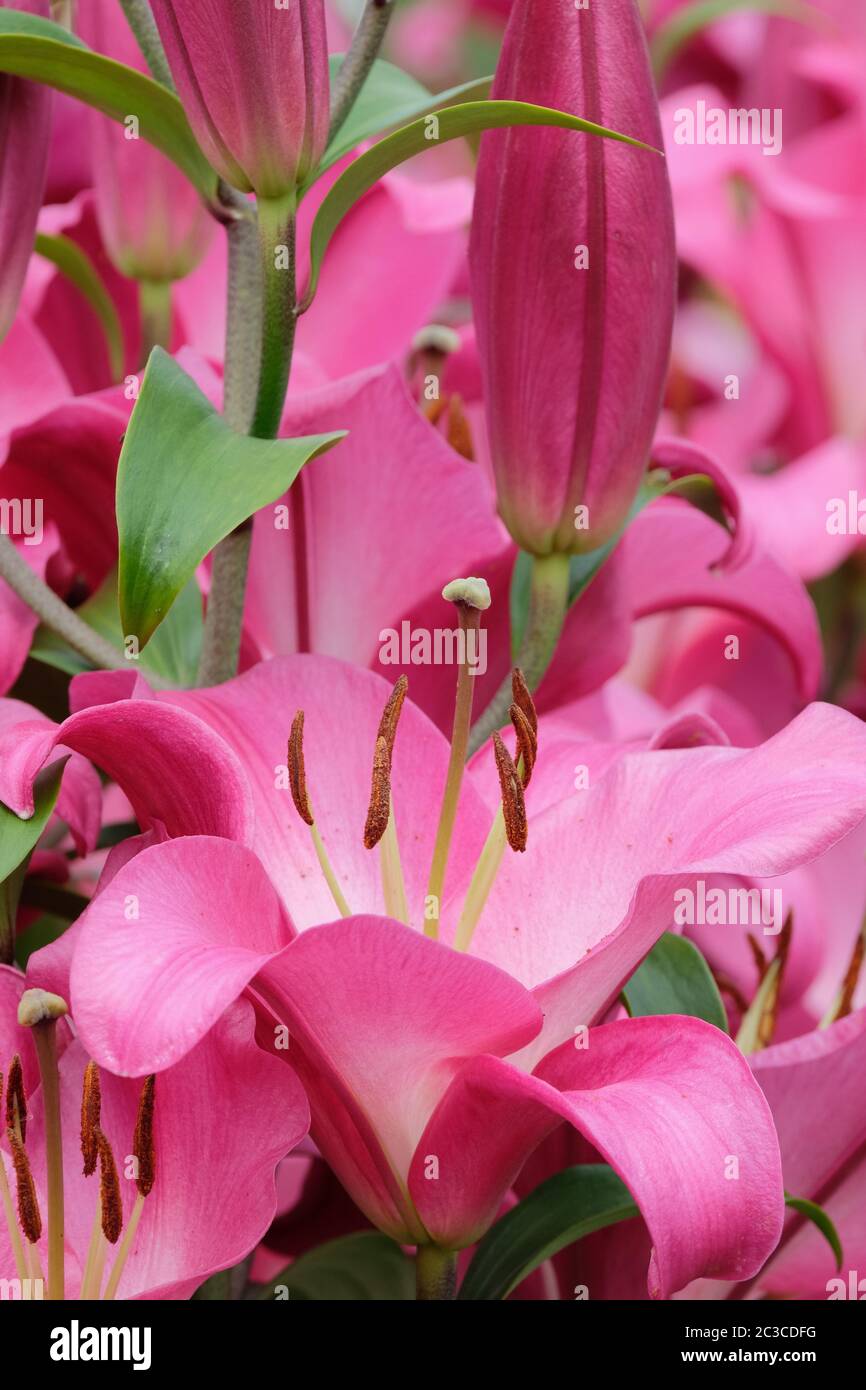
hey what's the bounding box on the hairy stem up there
[196,191,263,687]
[0,534,135,676]
[119,0,176,89]
[250,193,297,441]
[329,0,397,144]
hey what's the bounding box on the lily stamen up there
[104,1075,155,1301]
[364,678,410,925]
[454,685,536,954]
[18,989,67,1300]
[288,710,352,918]
[0,1070,28,1284]
[736,913,793,1054]
[820,916,866,1027]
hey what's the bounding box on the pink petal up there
[71,837,292,1076]
[411,1016,783,1295]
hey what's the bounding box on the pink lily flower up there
[75,2,213,285]
[0,966,309,1299]
[7,658,866,1292]
[150,0,330,197]
[470,0,675,555]
[0,0,53,342]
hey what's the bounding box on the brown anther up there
[424,395,447,428]
[835,927,866,1021]
[81,1060,101,1178]
[5,1054,27,1144]
[446,394,475,461]
[7,1127,41,1243]
[492,731,528,853]
[96,1129,123,1244]
[364,678,408,849]
[364,736,392,850]
[133,1075,156,1198]
[509,703,536,787]
[376,675,408,759]
[511,668,538,738]
[287,710,314,826]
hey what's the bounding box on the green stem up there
[119,0,176,89]
[468,552,571,756]
[415,1244,458,1301]
[138,278,173,364]
[250,193,297,441]
[329,0,397,144]
[0,534,137,676]
[196,192,262,687]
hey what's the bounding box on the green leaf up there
[651,0,821,79]
[34,232,125,383]
[785,1193,843,1271]
[622,933,728,1031]
[252,1233,415,1301]
[13,912,68,971]
[459,1164,638,1301]
[0,763,63,964]
[0,9,216,199]
[31,569,204,687]
[116,350,346,647]
[314,55,493,182]
[303,99,660,309]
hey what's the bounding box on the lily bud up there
[150,0,330,197]
[76,1,212,282]
[0,0,52,342]
[469,0,675,556]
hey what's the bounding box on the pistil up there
[425,579,490,941]
[18,989,67,1300]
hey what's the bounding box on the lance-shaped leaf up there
[784,1193,843,1272]
[117,350,345,648]
[0,762,63,964]
[0,8,216,199]
[459,1164,638,1301]
[301,99,659,309]
[622,933,728,1032]
[313,55,492,182]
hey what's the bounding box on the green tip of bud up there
[442,577,491,611]
[18,989,69,1028]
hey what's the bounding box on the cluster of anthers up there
[0,988,155,1301]
[285,579,538,952]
